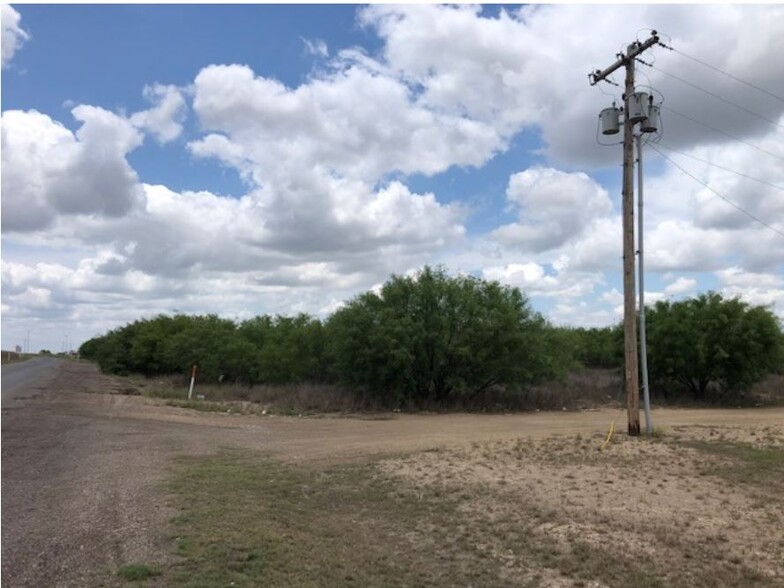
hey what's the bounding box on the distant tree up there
[220,337,260,385]
[571,326,622,369]
[161,315,237,382]
[327,266,565,406]
[126,315,191,376]
[235,314,326,385]
[259,314,326,384]
[646,292,784,398]
[79,328,133,375]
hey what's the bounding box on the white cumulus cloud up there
[129,84,187,143]
[4,4,784,349]
[302,37,328,58]
[664,277,697,296]
[359,4,784,166]
[189,62,502,185]
[493,167,613,253]
[1,108,144,232]
[1,4,29,68]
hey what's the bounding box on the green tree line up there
[80,268,783,406]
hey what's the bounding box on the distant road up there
[1,356,62,402]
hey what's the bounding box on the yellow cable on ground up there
[600,421,615,451]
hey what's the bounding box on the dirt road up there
[2,359,783,586]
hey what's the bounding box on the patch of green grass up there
[163,450,667,587]
[686,440,784,493]
[555,541,665,588]
[164,399,269,415]
[165,400,236,413]
[117,563,162,582]
[142,387,187,400]
[165,451,460,586]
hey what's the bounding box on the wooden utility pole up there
[590,32,659,436]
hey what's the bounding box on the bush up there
[79,312,327,386]
[646,292,784,400]
[326,266,570,407]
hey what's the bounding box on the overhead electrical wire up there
[643,63,784,130]
[665,46,784,104]
[649,144,784,239]
[654,143,784,192]
[661,106,784,163]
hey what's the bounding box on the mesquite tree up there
[645,292,783,398]
[326,266,565,406]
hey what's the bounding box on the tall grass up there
[749,374,784,405]
[134,368,625,415]
[132,367,783,415]
[650,373,784,407]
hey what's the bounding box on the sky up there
[2,3,783,353]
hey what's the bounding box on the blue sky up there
[3,5,373,196]
[2,4,783,353]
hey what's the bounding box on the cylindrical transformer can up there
[629,92,649,123]
[600,106,620,135]
[640,104,660,133]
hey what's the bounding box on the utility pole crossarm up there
[589,33,659,85]
[590,56,625,86]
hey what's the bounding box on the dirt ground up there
[3,360,783,586]
[379,429,784,586]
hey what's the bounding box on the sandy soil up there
[379,427,784,587]
[2,360,783,586]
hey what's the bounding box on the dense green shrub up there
[326,267,569,406]
[646,292,784,398]
[79,273,783,409]
[80,313,326,386]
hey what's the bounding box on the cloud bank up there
[2,4,783,351]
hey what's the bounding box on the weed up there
[141,387,187,400]
[686,440,784,494]
[165,399,241,414]
[117,564,162,582]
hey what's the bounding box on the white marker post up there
[187,365,197,400]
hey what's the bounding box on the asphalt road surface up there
[1,356,61,402]
[1,359,187,587]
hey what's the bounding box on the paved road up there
[2,360,185,587]
[1,356,61,402]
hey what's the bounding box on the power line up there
[654,143,784,192]
[649,144,784,238]
[644,63,784,130]
[664,45,784,104]
[662,106,784,163]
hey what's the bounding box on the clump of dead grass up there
[132,368,625,416]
